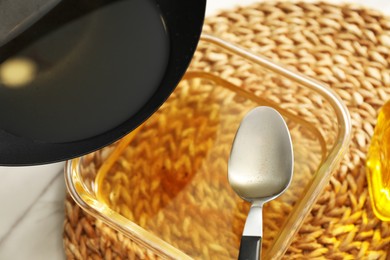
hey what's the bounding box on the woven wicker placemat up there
[64,1,390,259]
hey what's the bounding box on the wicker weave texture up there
[64,2,390,259]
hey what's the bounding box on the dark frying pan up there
[0,0,206,165]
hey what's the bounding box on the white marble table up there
[0,0,389,259]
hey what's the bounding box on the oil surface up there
[89,73,325,259]
[0,0,169,142]
[367,101,390,221]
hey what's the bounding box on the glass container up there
[65,34,351,259]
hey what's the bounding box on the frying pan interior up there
[0,0,206,165]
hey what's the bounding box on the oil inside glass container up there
[366,100,390,221]
[91,72,326,259]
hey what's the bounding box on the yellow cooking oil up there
[366,100,390,221]
[90,74,324,258]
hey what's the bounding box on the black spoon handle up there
[238,236,262,260]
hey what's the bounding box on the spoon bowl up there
[228,106,294,259]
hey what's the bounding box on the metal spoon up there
[228,106,294,260]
